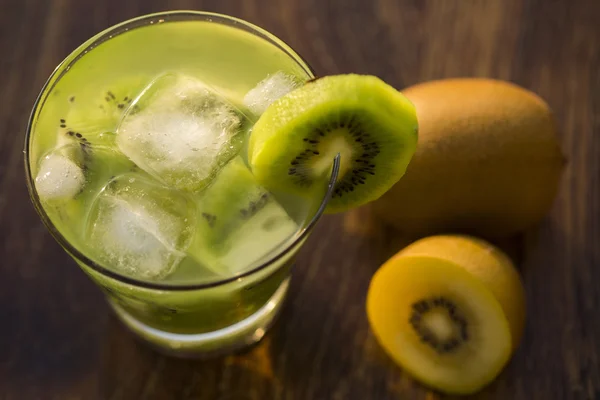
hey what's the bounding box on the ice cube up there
[116,74,242,192]
[86,174,195,279]
[243,71,301,115]
[35,151,85,200]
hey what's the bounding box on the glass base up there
[110,278,290,358]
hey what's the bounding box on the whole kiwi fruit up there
[371,78,565,238]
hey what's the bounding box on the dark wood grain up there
[1,0,599,399]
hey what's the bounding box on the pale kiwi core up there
[310,133,354,178]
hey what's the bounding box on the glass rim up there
[24,10,335,291]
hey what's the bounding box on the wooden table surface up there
[1,0,599,399]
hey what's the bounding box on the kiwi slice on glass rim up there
[248,74,418,213]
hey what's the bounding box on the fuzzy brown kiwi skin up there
[371,78,566,239]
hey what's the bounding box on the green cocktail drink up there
[25,11,339,356]
[25,8,419,357]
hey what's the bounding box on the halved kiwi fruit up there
[367,235,525,395]
[248,74,418,213]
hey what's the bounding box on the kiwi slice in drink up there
[248,74,418,213]
[49,75,150,181]
[58,75,151,147]
[187,157,298,274]
[59,77,154,174]
[195,157,274,246]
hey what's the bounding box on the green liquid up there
[29,17,314,347]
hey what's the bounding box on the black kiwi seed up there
[201,212,217,227]
[69,96,76,103]
[238,192,271,220]
[59,118,94,158]
[409,296,470,354]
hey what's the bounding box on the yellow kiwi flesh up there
[367,235,525,395]
[372,78,565,238]
[398,235,526,348]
